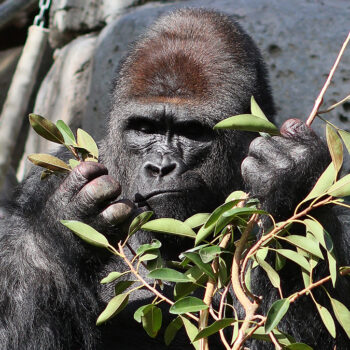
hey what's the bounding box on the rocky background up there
[0,0,349,203]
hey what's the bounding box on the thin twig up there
[318,94,350,114]
[269,331,282,350]
[232,214,260,350]
[306,31,350,126]
[118,243,199,322]
[217,284,232,350]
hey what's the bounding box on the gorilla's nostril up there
[160,163,176,176]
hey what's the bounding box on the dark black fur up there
[0,8,349,350]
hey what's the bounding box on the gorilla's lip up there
[135,190,183,203]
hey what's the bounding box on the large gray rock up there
[82,0,350,145]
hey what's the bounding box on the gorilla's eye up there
[127,118,157,134]
[176,121,214,141]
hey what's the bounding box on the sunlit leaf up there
[29,114,65,144]
[134,304,152,323]
[184,213,210,228]
[61,220,109,248]
[56,120,76,146]
[338,129,350,154]
[204,201,239,228]
[214,114,279,135]
[251,96,268,121]
[180,316,200,350]
[274,249,311,272]
[302,163,335,203]
[313,301,336,338]
[142,218,196,238]
[28,154,71,173]
[199,246,221,263]
[170,296,208,314]
[326,124,343,174]
[195,221,216,246]
[164,317,183,346]
[136,240,162,256]
[265,298,290,333]
[148,268,190,283]
[256,256,280,288]
[77,128,99,159]
[96,293,129,325]
[328,295,350,338]
[282,235,323,259]
[69,158,80,169]
[222,207,267,218]
[101,271,124,284]
[225,190,246,203]
[128,211,153,237]
[304,219,333,253]
[193,318,235,341]
[327,174,350,197]
[248,327,294,346]
[183,252,215,280]
[139,250,159,262]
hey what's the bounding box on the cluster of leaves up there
[28,96,350,350]
[27,113,98,178]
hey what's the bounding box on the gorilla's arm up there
[0,161,133,350]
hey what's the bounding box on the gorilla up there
[0,8,349,350]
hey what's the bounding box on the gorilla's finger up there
[280,118,317,141]
[248,136,294,170]
[74,175,121,213]
[59,162,108,201]
[100,199,135,227]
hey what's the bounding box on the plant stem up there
[306,31,350,126]
[118,243,199,322]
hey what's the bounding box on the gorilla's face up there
[106,101,247,220]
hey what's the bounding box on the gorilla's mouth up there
[134,190,183,203]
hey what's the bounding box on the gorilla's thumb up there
[280,118,317,140]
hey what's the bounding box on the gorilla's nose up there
[144,159,177,177]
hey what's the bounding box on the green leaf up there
[61,220,109,248]
[114,280,135,295]
[204,201,239,228]
[328,295,350,338]
[327,174,350,197]
[193,318,235,341]
[338,129,350,154]
[184,213,210,228]
[68,159,80,169]
[128,211,153,237]
[302,163,335,203]
[225,190,246,203]
[180,316,200,350]
[164,317,183,345]
[222,207,267,218]
[28,154,71,173]
[134,304,153,323]
[256,256,280,289]
[283,235,323,259]
[304,219,333,252]
[139,250,159,262]
[40,169,54,180]
[170,297,208,314]
[195,221,216,246]
[76,128,99,159]
[96,293,129,325]
[326,124,343,174]
[141,305,162,338]
[136,240,162,256]
[148,268,190,283]
[251,96,268,121]
[314,301,336,338]
[265,298,290,333]
[142,218,196,238]
[214,114,279,135]
[183,252,216,280]
[56,120,76,146]
[101,271,124,284]
[327,251,337,287]
[274,249,311,272]
[29,114,65,144]
[285,344,313,350]
[174,266,207,300]
[199,246,221,263]
[248,327,294,346]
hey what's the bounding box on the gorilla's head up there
[102,8,275,220]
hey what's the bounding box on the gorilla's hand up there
[46,162,135,232]
[241,119,330,218]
